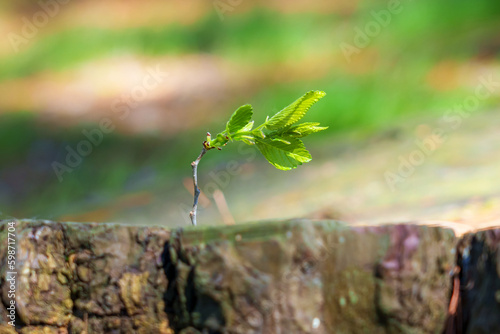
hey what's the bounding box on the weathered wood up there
[454,228,500,334]
[0,219,496,333]
[167,221,456,333]
[0,220,172,334]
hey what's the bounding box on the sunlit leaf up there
[271,137,291,145]
[240,120,254,132]
[252,128,265,139]
[226,104,253,134]
[241,138,255,145]
[282,122,328,138]
[265,91,326,130]
[255,137,312,170]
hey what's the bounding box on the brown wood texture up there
[0,219,498,333]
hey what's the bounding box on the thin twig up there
[189,147,207,226]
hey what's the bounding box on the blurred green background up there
[1,0,500,227]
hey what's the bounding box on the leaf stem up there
[254,123,266,131]
[232,134,255,140]
[189,147,207,226]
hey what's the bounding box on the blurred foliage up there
[1,0,500,221]
[2,1,500,79]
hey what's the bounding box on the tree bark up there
[0,219,498,333]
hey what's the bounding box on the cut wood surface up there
[0,219,499,333]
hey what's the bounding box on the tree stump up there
[0,219,498,333]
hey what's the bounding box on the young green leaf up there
[255,137,312,170]
[282,122,328,138]
[265,90,326,130]
[240,120,254,132]
[252,128,265,139]
[226,104,253,135]
[271,137,291,145]
[240,138,256,145]
[190,90,327,226]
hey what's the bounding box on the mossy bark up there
[166,221,456,333]
[0,221,172,334]
[0,219,497,333]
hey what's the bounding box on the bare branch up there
[189,147,207,226]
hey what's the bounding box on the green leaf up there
[241,138,255,145]
[255,137,312,170]
[282,122,328,138]
[265,90,326,130]
[271,137,291,145]
[226,104,253,134]
[240,121,254,132]
[252,128,265,139]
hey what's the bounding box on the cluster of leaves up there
[205,90,327,170]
